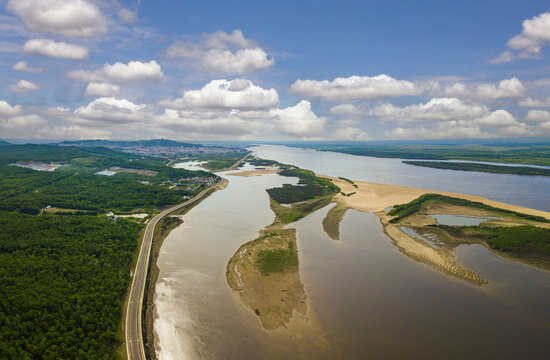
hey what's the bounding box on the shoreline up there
[318,175,550,282]
[143,179,228,360]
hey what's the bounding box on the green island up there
[0,143,226,359]
[387,194,550,269]
[226,163,340,329]
[403,160,550,177]
[299,143,550,166]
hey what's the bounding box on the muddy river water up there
[154,145,550,360]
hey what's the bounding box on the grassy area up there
[403,161,550,177]
[270,196,333,224]
[388,194,550,224]
[305,143,550,166]
[256,239,298,275]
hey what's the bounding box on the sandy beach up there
[228,169,280,177]
[322,175,550,221]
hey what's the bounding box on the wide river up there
[156,145,550,360]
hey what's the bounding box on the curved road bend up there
[125,180,226,360]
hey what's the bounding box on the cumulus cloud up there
[7,0,107,37]
[330,103,371,117]
[374,98,489,123]
[385,122,487,140]
[272,100,326,138]
[290,74,422,101]
[490,12,550,63]
[0,100,23,117]
[73,97,151,123]
[8,80,39,94]
[166,30,274,74]
[332,127,370,141]
[375,98,540,140]
[442,77,526,100]
[160,79,279,110]
[13,60,43,73]
[524,110,550,123]
[84,82,120,97]
[518,96,550,108]
[67,60,163,82]
[23,38,89,60]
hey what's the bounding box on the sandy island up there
[319,175,550,285]
[228,168,280,177]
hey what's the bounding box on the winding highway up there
[125,180,226,360]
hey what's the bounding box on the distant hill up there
[57,139,198,148]
[0,140,11,146]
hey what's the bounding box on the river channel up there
[155,145,550,360]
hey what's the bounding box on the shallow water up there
[155,145,550,360]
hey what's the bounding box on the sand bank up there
[228,169,280,177]
[321,175,550,221]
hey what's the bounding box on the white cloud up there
[374,98,489,123]
[474,110,518,127]
[525,110,550,123]
[23,38,89,60]
[117,8,137,24]
[166,30,274,74]
[160,79,279,111]
[0,100,23,117]
[333,127,370,141]
[518,96,550,108]
[1,114,47,131]
[7,0,107,37]
[13,60,43,73]
[442,78,526,100]
[272,100,326,138]
[73,97,151,123]
[84,82,120,97]
[8,80,39,94]
[330,103,371,117]
[490,12,550,63]
[290,74,422,101]
[67,60,163,82]
[385,122,487,140]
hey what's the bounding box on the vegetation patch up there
[0,212,142,359]
[256,241,298,275]
[403,161,550,177]
[388,194,550,224]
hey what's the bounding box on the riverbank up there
[319,175,550,281]
[144,179,228,360]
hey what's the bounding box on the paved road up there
[125,181,225,360]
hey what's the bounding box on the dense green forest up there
[0,212,142,359]
[266,167,340,204]
[0,143,220,358]
[403,161,550,177]
[303,144,550,166]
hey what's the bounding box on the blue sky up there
[1,0,550,141]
